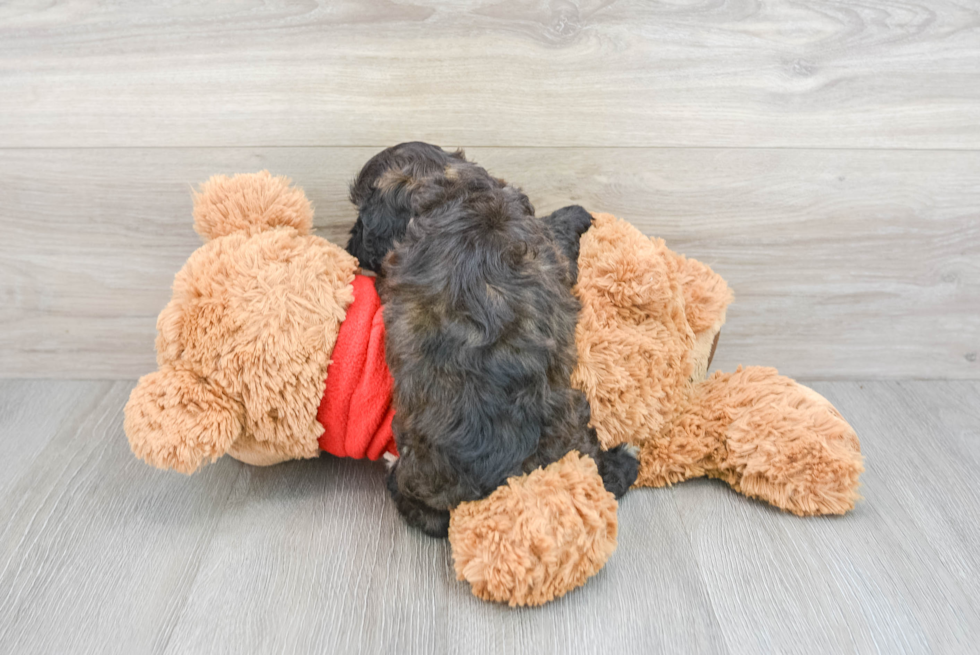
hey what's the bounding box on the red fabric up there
[317,275,397,460]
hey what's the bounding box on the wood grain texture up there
[0,380,243,655]
[0,379,102,498]
[0,0,979,149]
[0,379,978,654]
[1,147,977,379]
[160,461,728,655]
[675,380,980,654]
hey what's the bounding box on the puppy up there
[347,142,638,537]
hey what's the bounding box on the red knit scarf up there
[317,275,398,460]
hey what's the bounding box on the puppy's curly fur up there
[347,143,638,537]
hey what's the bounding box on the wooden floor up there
[0,379,977,655]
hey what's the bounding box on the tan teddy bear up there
[125,172,863,609]
[125,171,395,472]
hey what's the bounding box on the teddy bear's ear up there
[124,367,243,474]
[192,170,313,241]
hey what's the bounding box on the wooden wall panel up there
[0,0,978,149]
[1,147,976,379]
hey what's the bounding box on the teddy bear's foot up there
[702,367,864,516]
[448,452,618,607]
[637,366,863,515]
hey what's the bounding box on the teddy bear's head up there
[124,172,357,473]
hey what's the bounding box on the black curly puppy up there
[347,142,638,537]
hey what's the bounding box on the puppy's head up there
[347,142,467,272]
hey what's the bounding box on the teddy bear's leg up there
[448,452,618,607]
[226,433,295,467]
[642,366,864,515]
[635,391,731,489]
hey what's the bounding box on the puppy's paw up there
[385,464,451,538]
[597,444,639,498]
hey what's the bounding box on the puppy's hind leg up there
[385,462,451,538]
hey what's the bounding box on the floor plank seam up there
[663,486,735,655]
[154,464,246,655]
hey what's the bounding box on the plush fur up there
[448,212,863,605]
[125,172,358,473]
[572,213,862,515]
[448,451,618,607]
[346,143,638,537]
[638,365,864,516]
[193,170,314,241]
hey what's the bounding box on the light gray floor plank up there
[0,381,243,655]
[1,380,978,654]
[2,147,977,380]
[0,379,107,498]
[669,380,980,655]
[161,458,728,655]
[1,1,978,149]
[815,381,980,652]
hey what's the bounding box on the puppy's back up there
[381,165,581,509]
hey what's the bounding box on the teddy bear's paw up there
[447,452,618,607]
